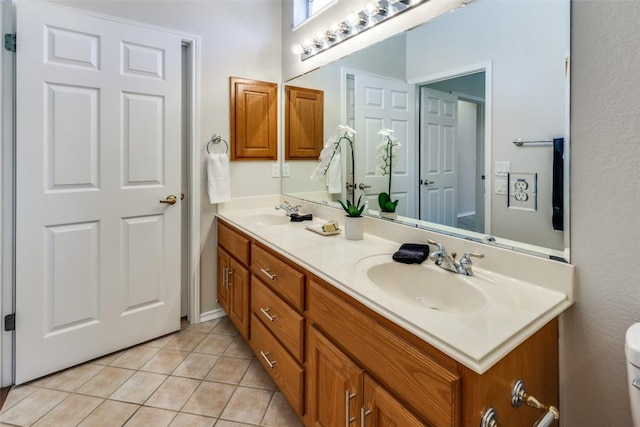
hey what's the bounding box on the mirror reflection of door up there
[419,72,486,233]
[347,71,417,218]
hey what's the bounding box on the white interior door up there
[353,73,416,217]
[15,0,183,384]
[419,87,458,226]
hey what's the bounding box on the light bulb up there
[291,44,303,55]
[345,12,359,27]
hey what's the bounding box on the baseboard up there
[200,308,226,323]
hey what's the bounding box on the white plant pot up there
[344,216,364,240]
[379,211,397,220]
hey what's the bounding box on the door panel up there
[15,0,183,383]
[420,88,458,226]
[353,73,416,217]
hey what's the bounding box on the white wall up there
[562,2,640,426]
[47,0,282,313]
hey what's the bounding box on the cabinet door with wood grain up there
[362,375,427,427]
[227,256,250,340]
[307,326,363,427]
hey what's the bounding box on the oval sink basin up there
[244,214,290,226]
[356,255,488,314]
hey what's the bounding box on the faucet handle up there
[460,251,484,264]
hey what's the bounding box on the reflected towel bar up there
[512,138,554,147]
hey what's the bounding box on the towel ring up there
[206,134,229,154]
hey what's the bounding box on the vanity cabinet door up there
[216,246,250,340]
[362,375,426,427]
[308,326,363,427]
[217,248,231,314]
[227,256,250,340]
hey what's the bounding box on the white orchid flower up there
[377,128,394,137]
[338,125,357,137]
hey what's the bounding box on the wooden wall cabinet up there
[230,77,278,160]
[285,85,324,160]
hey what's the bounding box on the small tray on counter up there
[305,223,341,236]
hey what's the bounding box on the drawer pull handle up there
[260,268,277,280]
[223,266,228,289]
[345,390,356,426]
[361,407,372,427]
[260,307,277,322]
[227,268,233,287]
[259,350,277,368]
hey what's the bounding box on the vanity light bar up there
[294,0,427,61]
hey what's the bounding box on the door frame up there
[409,61,493,234]
[0,3,202,386]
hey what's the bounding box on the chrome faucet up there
[428,239,484,276]
[274,201,301,216]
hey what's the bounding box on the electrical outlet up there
[508,172,537,211]
[282,163,290,177]
[495,161,511,177]
[271,163,280,178]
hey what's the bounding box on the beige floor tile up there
[0,388,69,426]
[219,386,273,425]
[32,394,103,427]
[240,359,276,390]
[214,421,255,427]
[124,406,177,427]
[110,371,167,404]
[76,366,135,398]
[205,357,251,385]
[168,412,216,427]
[185,319,221,334]
[211,318,240,336]
[145,376,200,411]
[181,381,236,418]
[223,336,254,359]
[140,349,189,374]
[111,346,160,370]
[25,373,59,388]
[41,363,104,392]
[193,334,235,355]
[141,333,177,349]
[91,350,125,366]
[181,318,190,330]
[172,353,219,380]
[261,392,304,427]
[77,399,139,427]
[164,331,208,351]
[0,384,38,413]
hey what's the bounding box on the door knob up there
[159,195,178,205]
[421,179,435,186]
[358,183,371,190]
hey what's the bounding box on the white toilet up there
[626,323,640,426]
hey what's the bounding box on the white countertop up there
[217,197,575,374]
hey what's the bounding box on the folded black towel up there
[290,213,313,222]
[392,243,430,264]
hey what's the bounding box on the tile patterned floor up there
[0,317,304,427]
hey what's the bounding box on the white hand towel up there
[327,152,342,194]
[207,153,231,204]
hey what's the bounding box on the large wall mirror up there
[282,0,570,260]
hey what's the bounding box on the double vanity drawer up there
[250,313,304,415]
[251,243,305,310]
[251,279,304,362]
[218,220,250,265]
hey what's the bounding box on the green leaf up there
[378,192,398,212]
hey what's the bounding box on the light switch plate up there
[494,178,508,195]
[282,163,290,177]
[495,161,511,177]
[271,163,280,178]
[508,172,537,211]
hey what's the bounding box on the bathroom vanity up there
[215,197,574,427]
